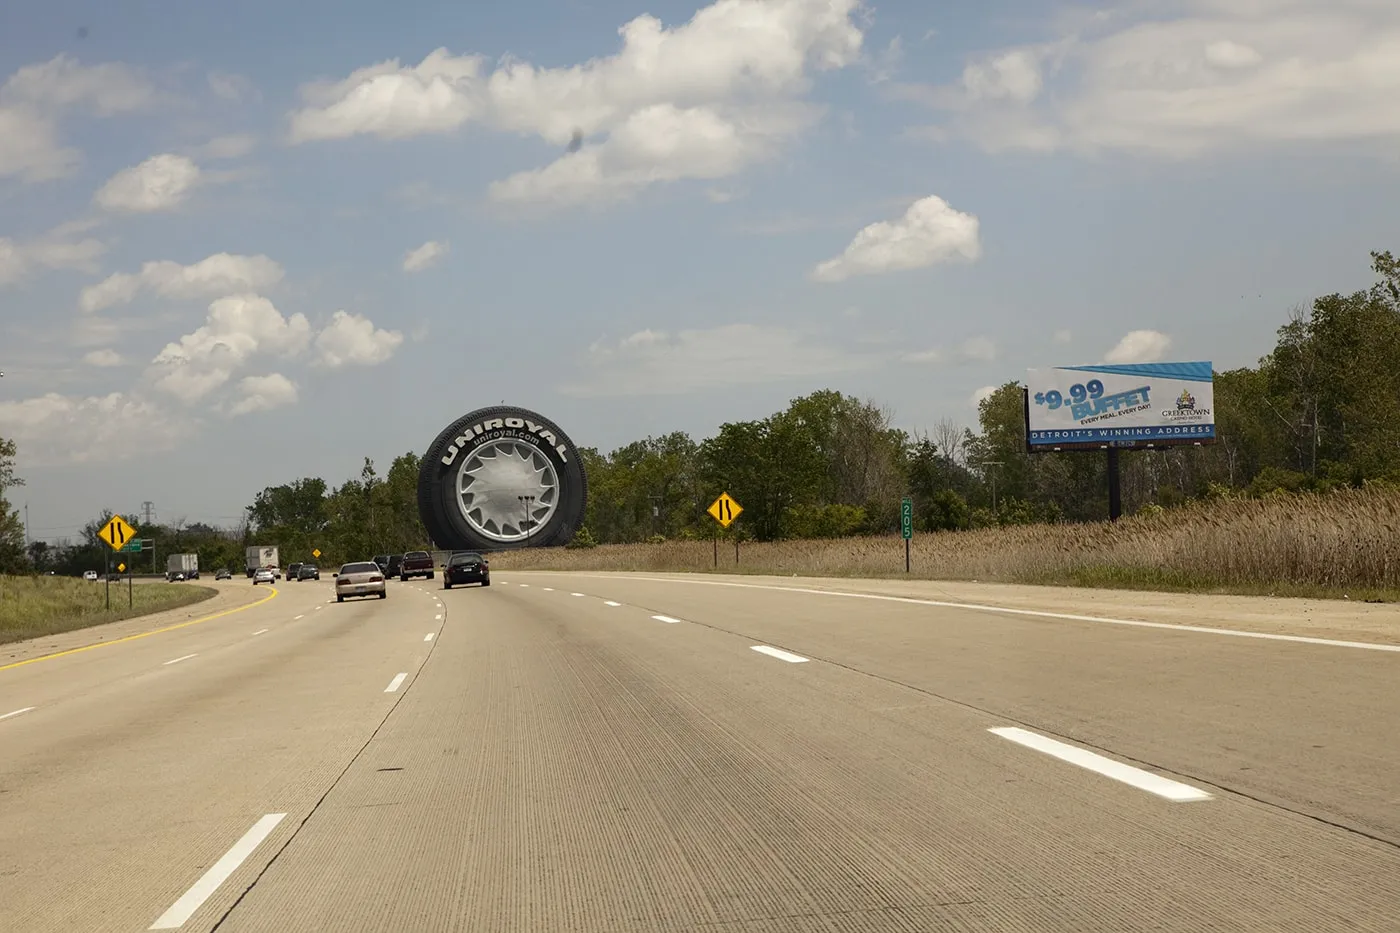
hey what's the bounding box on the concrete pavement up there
[1,570,1397,931]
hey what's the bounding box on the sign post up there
[98,514,136,610]
[900,496,913,573]
[706,493,743,570]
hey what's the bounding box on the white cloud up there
[229,374,298,415]
[562,322,876,397]
[488,102,810,205]
[0,221,106,287]
[0,392,187,466]
[199,134,257,160]
[82,349,124,367]
[94,154,202,212]
[0,55,154,182]
[901,336,997,366]
[80,253,284,312]
[0,106,78,182]
[1052,328,1072,345]
[866,36,904,84]
[3,55,154,114]
[289,0,865,204]
[812,195,982,282]
[403,240,448,272]
[149,294,312,401]
[1104,329,1172,363]
[912,3,1400,158]
[970,385,998,408]
[961,48,1045,103]
[208,72,257,103]
[313,311,404,368]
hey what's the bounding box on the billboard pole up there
[1107,447,1122,522]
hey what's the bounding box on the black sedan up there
[297,563,320,581]
[443,551,490,588]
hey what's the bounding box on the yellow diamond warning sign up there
[707,492,743,529]
[98,515,136,551]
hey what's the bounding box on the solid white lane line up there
[384,672,408,693]
[164,654,197,666]
[989,727,1212,802]
[604,601,622,607]
[148,813,287,929]
[252,629,269,636]
[750,645,809,663]
[424,633,434,642]
[651,615,683,624]
[1,707,35,721]
[568,574,1400,655]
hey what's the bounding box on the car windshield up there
[340,562,379,574]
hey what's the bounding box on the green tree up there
[700,411,826,541]
[0,437,25,573]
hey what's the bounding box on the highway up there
[1,571,1398,932]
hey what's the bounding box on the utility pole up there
[648,495,662,538]
[974,460,1006,514]
[23,503,29,547]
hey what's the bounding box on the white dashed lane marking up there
[750,645,808,663]
[990,727,1212,802]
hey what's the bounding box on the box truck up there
[166,553,199,581]
[245,545,280,578]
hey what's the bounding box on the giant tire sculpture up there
[417,406,588,551]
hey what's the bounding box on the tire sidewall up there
[418,406,587,551]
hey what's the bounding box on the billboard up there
[1025,361,1215,451]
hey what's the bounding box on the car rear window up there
[451,553,480,565]
[340,562,379,574]
[405,551,428,559]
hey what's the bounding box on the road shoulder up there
[0,581,272,666]
[528,572,1400,645]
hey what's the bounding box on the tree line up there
[3,247,1395,573]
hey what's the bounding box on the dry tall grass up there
[0,576,217,644]
[491,486,1400,597]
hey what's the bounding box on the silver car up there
[252,567,275,585]
[335,561,387,602]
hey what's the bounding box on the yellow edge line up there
[0,586,281,673]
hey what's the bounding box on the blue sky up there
[2,0,1397,541]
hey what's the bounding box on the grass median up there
[490,485,1400,602]
[0,576,218,644]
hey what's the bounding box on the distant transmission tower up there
[142,501,157,524]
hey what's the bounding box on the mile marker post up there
[901,496,913,573]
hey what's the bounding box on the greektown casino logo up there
[1176,389,1196,411]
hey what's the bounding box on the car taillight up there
[369,574,383,583]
